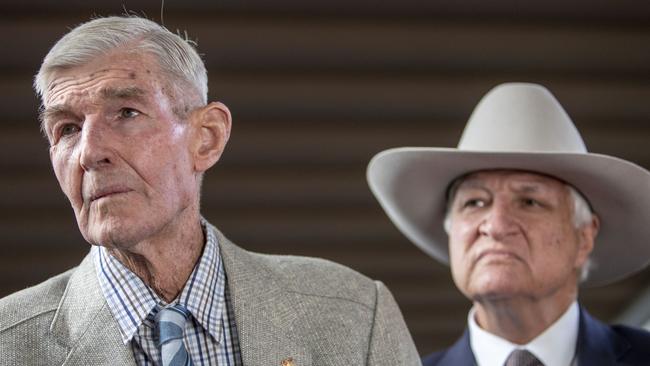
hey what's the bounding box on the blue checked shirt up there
[93,221,242,366]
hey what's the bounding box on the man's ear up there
[189,101,232,173]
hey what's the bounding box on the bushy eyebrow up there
[99,86,147,101]
[454,179,488,192]
[448,180,490,208]
[513,184,542,194]
[39,86,149,133]
[39,105,72,135]
[39,105,63,123]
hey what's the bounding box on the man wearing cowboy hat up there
[368,83,650,366]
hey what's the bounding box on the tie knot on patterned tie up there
[155,304,193,366]
[505,349,544,366]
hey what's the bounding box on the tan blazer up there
[0,224,421,365]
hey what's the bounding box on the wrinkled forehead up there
[43,50,164,106]
[46,70,147,105]
[446,169,568,200]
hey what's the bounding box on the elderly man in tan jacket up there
[0,15,420,366]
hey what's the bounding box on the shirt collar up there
[469,301,579,366]
[94,218,226,345]
[176,220,226,343]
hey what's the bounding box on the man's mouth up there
[89,187,132,202]
[476,249,520,262]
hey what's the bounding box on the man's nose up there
[478,201,519,240]
[78,119,113,171]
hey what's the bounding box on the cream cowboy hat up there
[367,82,650,287]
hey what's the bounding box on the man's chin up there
[80,219,139,249]
[466,273,530,302]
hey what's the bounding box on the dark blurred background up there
[1,0,650,355]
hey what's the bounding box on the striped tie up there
[155,304,194,366]
[505,349,543,366]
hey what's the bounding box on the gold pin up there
[281,357,294,366]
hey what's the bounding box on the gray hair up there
[443,177,596,282]
[567,185,596,282]
[34,16,207,106]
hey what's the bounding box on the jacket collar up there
[50,252,136,365]
[427,328,476,366]
[429,306,632,366]
[214,224,313,366]
[49,223,313,366]
[576,307,631,366]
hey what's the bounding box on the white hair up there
[34,16,207,106]
[567,185,596,282]
[443,177,596,282]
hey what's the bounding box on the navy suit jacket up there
[423,307,650,366]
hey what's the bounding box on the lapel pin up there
[281,357,295,366]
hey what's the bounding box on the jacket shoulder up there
[247,251,377,308]
[241,250,421,365]
[0,267,75,332]
[210,221,379,307]
[611,324,650,362]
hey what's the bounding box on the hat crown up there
[459,83,587,153]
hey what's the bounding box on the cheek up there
[449,242,465,282]
[450,218,480,250]
[538,220,574,249]
[51,147,81,202]
[149,144,195,199]
[529,223,579,273]
[448,228,472,283]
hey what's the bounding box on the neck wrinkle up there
[107,209,205,302]
[473,290,577,344]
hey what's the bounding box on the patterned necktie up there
[155,304,194,366]
[505,349,544,366]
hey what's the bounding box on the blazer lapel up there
[215,228,313,366]
[50,252,136,366]
[576,307,630,366]
[436,329,477,366]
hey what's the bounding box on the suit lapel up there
[50,252,136,366]
[436,329,477,366]
[430,306,633,366]
[576,306,630,366]
[215,227,313,366]
[50,227,314,365]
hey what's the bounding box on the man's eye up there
[522,198,540,207]
[463,199,485,208]
[60,124,80,137]
[119,108,140,119]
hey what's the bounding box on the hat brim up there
[367,147,650,287]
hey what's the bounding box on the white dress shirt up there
[469,301,579,366]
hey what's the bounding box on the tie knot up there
[156,304,191,346]
[505,349,544,366]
